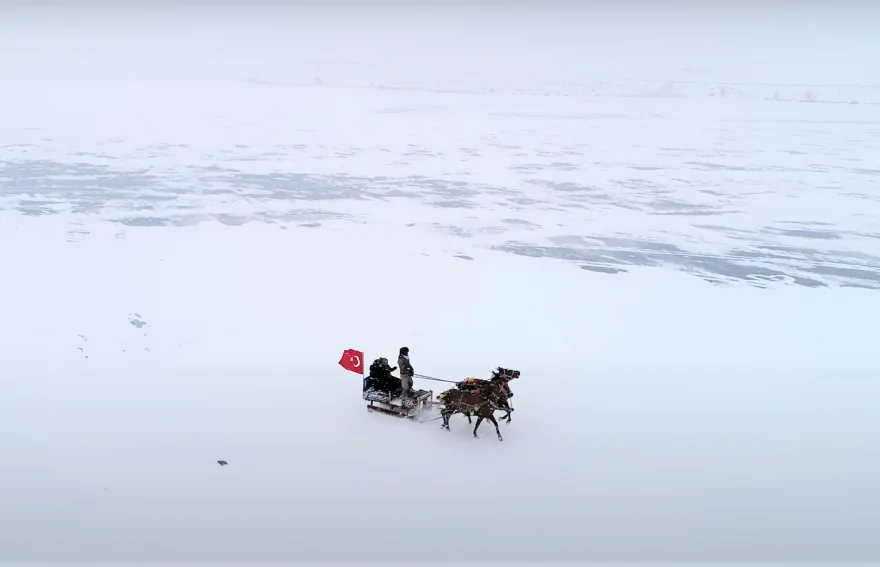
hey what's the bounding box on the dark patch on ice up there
[577,235,683,253]
[253,210,350,224]
[502,218,541,229]
[430,199,476,209]
[547,162,579,171]
[17,199,60,208]
[454,254,474,261]
[770,218,833,227]
[215,214,248,226]
[530,180,601,194]
[106,209,347,229]
[646,198,733,216]
[523,177,734,215]
[433,224,472,238]
[851,168,880,176]
[119,216,170,227]
[197,170,501,210]
[581,265,626,274]
[3,157,878,290]
[774,228,841,240]
[0,160,160,217]
[0,159,517,217]
[684,161,812,174]
[804,264,880,286]
[129,314,146,328]
[505,196,549,207]
[478,226,509,235]
[17,206,57,216]
[71,202,104,215]
[493,240,844,289]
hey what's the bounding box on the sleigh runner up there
[363,386,436,420]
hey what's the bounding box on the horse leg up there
[487,414,503,441]
[441,408,452,430]
[473,416,484,438]
[491,398,510,423]
[501,397,513,423]
[495,402,510,422]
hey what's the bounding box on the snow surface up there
[1,4,879,563]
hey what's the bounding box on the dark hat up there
[399,346,409,355]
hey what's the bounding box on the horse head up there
[493,367,520,380]
[487,372,514,400]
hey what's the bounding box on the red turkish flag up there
[339,349,364,375]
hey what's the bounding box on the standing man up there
[398,346,414,398]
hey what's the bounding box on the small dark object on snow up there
[217,460,227,466]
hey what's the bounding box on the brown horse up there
[438,384,506,441]
[458,367,519,425]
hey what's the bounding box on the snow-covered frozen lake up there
[1,4,878,564]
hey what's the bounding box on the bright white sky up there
[0,3,879,563]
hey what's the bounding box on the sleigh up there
[363,386,435,421]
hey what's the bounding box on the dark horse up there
[457,367,519,425]
[439,380,510,441]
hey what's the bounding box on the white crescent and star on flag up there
[339,348,366,375]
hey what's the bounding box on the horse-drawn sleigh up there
[360,361,520,441]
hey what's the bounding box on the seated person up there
[366,357,401,394]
